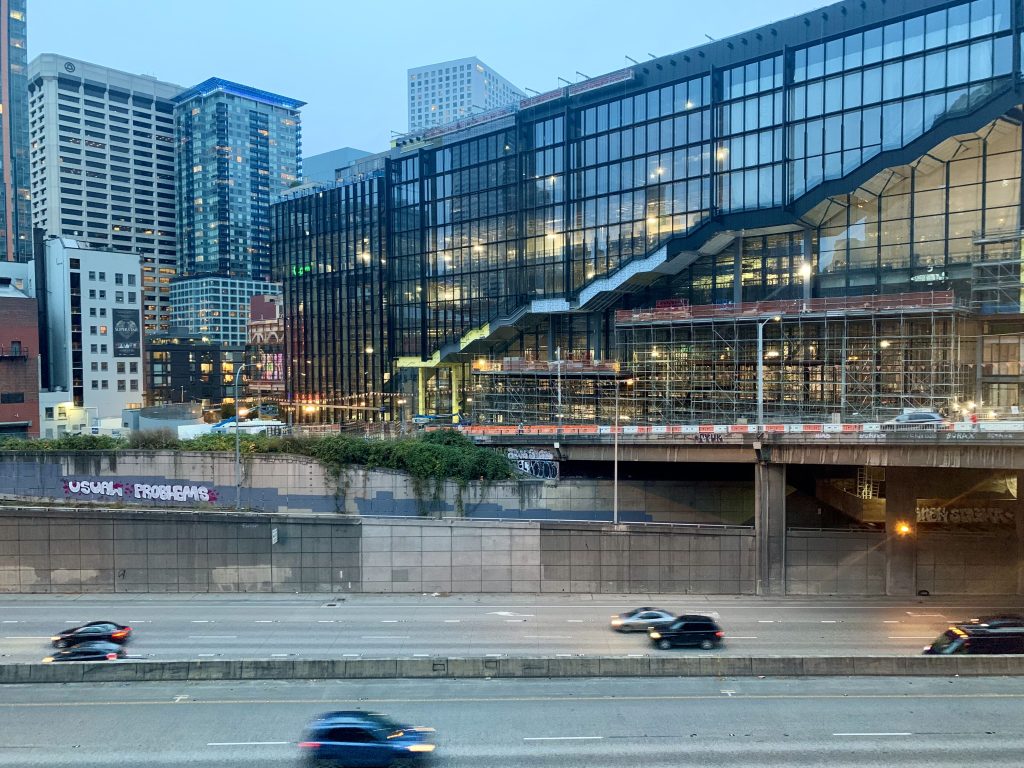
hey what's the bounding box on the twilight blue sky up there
[32,0,825,157]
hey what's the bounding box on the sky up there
[31,0,826,157]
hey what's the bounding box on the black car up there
[51,621,132,648]
[299,711,436,767]
[42,640,126,663]
[924,619,1024,655]
[648,614,724,650]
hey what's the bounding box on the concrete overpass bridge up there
[453,423,1024,597]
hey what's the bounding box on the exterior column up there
[450,364,464,424]
[884,466,918,596]
[417,368,428,416]
[733,232,744,306]
[755,460,786,595]
[1016,472,1024,595]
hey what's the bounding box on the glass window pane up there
[925,51,946,91]
[843,71,862,110]
[904,15,925,54]
[883,61,903,100]
[826,75,843,113]
[863,66,882,104]
[971,0,994,38]
[864,27,883,64]
[903,56,924,96]
[794,49,807,82]
[994,0,1011,31]
[825,39,843,74]
[925,9,947,49]
[994,34,1012,75]
[807,44,825,79]
[970,38,993,80]
[844,33,863,70]
[883,21,903,59]
[947,45,970,87]
[948,3,970,42]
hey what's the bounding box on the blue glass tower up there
[174,78,303,281]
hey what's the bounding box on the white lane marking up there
[883,620,900,624]
[523,635,571,639]
[187,635,237,639]
[726,636,759,639]
[820,620,837,624]
[757,620,775,623]
[360,635,409,639]
[128,620,149,623]
[4,636,51,639]
[721,689,736,697]
[255,620,274,623]
[524,736,604,741]
[444,619,460,623]
[413,653,429,657]
[567,619,584,623]
[555,654,572,657]
[2,620,19,623]
[906,612,946,618]
[197,654,218,658]
[381,620,399,623]
[486,653,504,657]
[64,620,81,624]
[505,619,526,623]
[888,636,935,640]
[208,741,290,746]
[173,695,189,703]
[271,654,291,658]
[191,620,212,623]
[317,620,335,623]
[342,654,360,658]
[487,611,534,617]
[833,732,912,737]
[627,654,645,658]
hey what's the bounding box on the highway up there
[1,676,1023,766]
[1,593,1020,662]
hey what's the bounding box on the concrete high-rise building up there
[173,78,304,282]
[39,237,144,424]
[169,275,279,346]
[27,54,183,335]
[1,0,31,263]
[407,56,524,132]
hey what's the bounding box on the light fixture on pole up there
[233,363,250,511]
[798,261,812,311]
[613,377,634,525]
[756,316,781,427]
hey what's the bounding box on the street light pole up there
[234,363,249,511]
[613,380,620,525]
[555,346,563,429]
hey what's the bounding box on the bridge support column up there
[417,369,428,416]
[755,461,786,596]
[1016,472,1024,595]
[884,467,918,596]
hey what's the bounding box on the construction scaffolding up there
[614,291,975,424]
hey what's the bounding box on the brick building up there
[0,275,39,437]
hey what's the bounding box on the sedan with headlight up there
[610,607,677,632]
[299,711,436,766]
[51,621,132,648]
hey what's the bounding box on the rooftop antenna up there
[576,71,591,80]
[647,53,657,59]
[704,34,716,41]
[525,87,540,95]
[557,76,572,86]
[625,55,639,65]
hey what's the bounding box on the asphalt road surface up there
[1,676,1023,766]
[1,593,1021,663]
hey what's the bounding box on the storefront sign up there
[62,478,218,503]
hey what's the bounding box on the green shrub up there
[0,426,512,484]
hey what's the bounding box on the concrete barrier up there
[2,655,1024,684]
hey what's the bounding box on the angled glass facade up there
[1,0,30,263]
[274,0,1024,423]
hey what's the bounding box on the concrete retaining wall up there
[785,530,886,595]
[0,450,752,524]
[4,654,1023,684]
[0,507,755,594]
[916,531,1019,594]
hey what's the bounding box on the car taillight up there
[298,742,321,749]
[105,653,118,660]
[715,631,724,638]
[112,630,128,639]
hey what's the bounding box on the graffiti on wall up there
[916,505,1015,525]
[506,448,560,480]
[62,478,219,503]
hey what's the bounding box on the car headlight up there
[611,619,622,626]
[50,636,61,642]
[649,631,661,640]
[407,743,436,752]
[41,657,54,664]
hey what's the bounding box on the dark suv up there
[924,615,1024,655]
[299,711,436,767]
[649,614,724,650]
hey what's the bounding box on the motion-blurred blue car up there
[299,711,436,767]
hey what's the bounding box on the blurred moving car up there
[610,607,677,632]
[42,640,126,663]
[882,411,950,431]
[649,614,724,650]
[51,621,132,648]
[924,615,1024,655]
[299,711,436,767]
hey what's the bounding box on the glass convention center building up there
[273,0,1024,426]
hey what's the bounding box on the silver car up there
[610,607,677,632]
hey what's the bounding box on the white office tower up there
[407,57,524,132]
[28,54,183,335]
